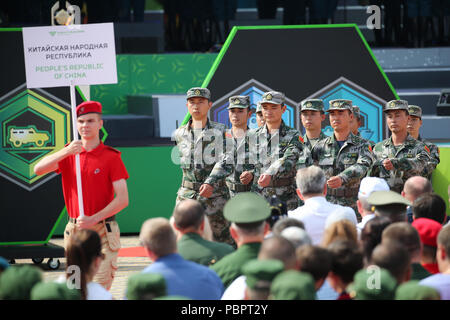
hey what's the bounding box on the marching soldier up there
[407,105,440,180]
[369,100,431,193]
[173,87,231,244]
[299,99,327,151]
[312,99,374,217]
[249,91,312,211]
[351,105,375,147]
[255,101,265,128]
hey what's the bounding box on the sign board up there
[22,23,117,88]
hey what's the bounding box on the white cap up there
[280,226,312,248]
[325,207,358,230]
[358,177,390,199]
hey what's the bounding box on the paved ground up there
[12,235,147,300]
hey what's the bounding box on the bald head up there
[139,218,177,257]
[402,176,432,202]
[173,199,205,230]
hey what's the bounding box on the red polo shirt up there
[57,142,129,218]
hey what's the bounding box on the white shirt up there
[86,282,113,300]
[288,196,356,245]
[221,275,246,300]
[357,214,375,239]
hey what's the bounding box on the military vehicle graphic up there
[8,126,50,148]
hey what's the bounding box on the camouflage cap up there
[408,105,422,118]
[260,91,285,105]
[300,99,324,112]
[367,190,412,207]
[242,259,285,291]
[126,273,167,300]
[223,192,271,223]
[327,99,353,112]
[352,105,361,119]
[395,280,440,300]
[348,268,397,300]
[270,270,316,300]
[228,95,251,109]
[256,101,262,113]
[384,100,409,112]
[0,265,42,300]
[31,282,81,300]
[186,87,211,100]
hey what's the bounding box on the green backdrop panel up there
[432,147,450,217]
[91,54,218,115]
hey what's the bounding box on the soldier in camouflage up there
[311,99,374,218]
[351,105,375,147]
[407,105,440,180]
[204,95,254,198]
[173,87,232,244]
[255,101,265,128]
[249,91,312,211]
[300,99,328,151]
[369,100,431,194]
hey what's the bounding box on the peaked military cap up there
[31,282,81,300]
[242,259,285,290]
[395,280,440,300]
[260,91,285,105]
[228,95,251,109]
[348,267,397,300]
[367,190,412,207]
[223,192,271,223]
[300,99,324,112]
[270,270,316,300]
[408,105,422,118]
[186,87,211,100]
[327,99,353,112]
[384,99,409,112]
[0,265,42,300]
[126,273,167,300]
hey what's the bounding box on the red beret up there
[76,101,102,117]
[412,218,442,247]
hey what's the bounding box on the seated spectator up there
[360,216,392,266]
[65,229,113,300]
[370,241,412,284]
[368,190,411,223]
[401,176,432,223]
[296,245,332,291]
[395,281,440,300]
[272,217,305,236]
[242,259,285,300]
[412,217,443,274]
[382,222,431,280]
[420,225,450,300]
[0,265,42,300]
[140,217,224,300]
[348,267,397,300]
[270,270,316,300]
[289,166,356,245]
[322,220,358,248]
[357,177,390,233]
[326,240,363,300]
[126,273,167,300]
[172,199,234,266]
[413,193,447,225]
[31,282,81,300]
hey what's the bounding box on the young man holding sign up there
[34,101,129,290]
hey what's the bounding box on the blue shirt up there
[419,273,450,300]
[142,253,224,300]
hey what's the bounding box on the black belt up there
[68,216,115,224]
[328,187,359,197]
[226,181,252,192]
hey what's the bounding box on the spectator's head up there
[412,193,447,225]
[296,245,332,290]
[280,227,312,249]
[272,217,305,236]
[349,267,397,300]
[370,241,411,284]
[322,220,358,248]
[412,217,442,264]
[381,222,421,263]
[224,193,271,247]
[402,176,432,203]
[65,229,103,300]
[172,199,205,235]
[437,225,450,273]
[242,259,284,300]
[0,265,42,300]
[259,235,297,270]
[324,208,358,230]
[295,166,327,200]
[360,216,392,266]
[357,177,390,216]
[270,270,316,300]
[126,273,167,300]
[368,190,411,223]
[140,218,177,260]
[327,240,363,293]
[31,282,81,300]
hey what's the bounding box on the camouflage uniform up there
[408,105,440,180]
[174,87,231,244]
[205,96,254,198]
[249,91,312,211]
[300,99,328,151]
[312,99,374,216]
[369,100,431,193]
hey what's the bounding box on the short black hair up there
[296,245,332,282]
[327,240,363,284]
[360,216,392,264]
[413,193,447,224]
[173,200,204,230]
[371,240,411,283]
[374,204,407,223]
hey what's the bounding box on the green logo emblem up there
[0,86,71,191]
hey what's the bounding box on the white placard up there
[22,23,117,88]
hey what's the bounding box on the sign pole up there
[70,81,85,217]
